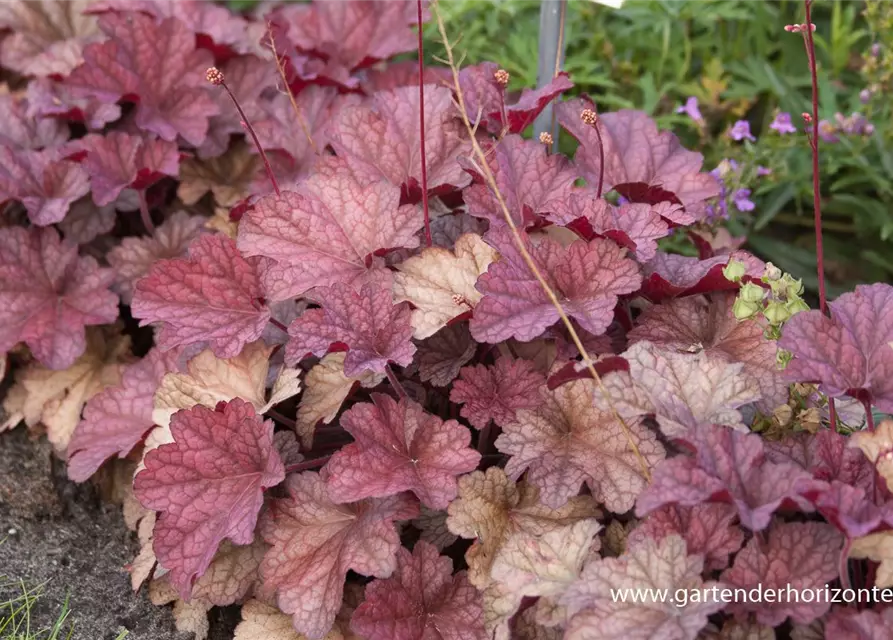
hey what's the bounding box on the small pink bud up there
[580,108,598,127]
[784,24,797,32]
[494,69,510,87]
[206,67,225,86]
[801,112,812,123]
[538,132,553,145]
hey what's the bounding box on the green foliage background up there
[231,0,893,293]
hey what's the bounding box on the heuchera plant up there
[2,1,893,639]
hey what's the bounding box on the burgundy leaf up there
[260,471,419,639]
[449,357,546,430]
[798,480,888,539]
[635,425,813,531]
[329,85,472,196]
[132,234,271,358]
[0,226,118,370]
[0,0,101,77]
[67,347,182,483]
[778,283,893,412]
[458,62,573,135]
[134,399,284,600]
[285,281,415,377]
[89,0,265,58]
[640,251,764,302]
[557,101,720,217]
[75,131,180,206]
[25,77,122,131]
[721,521,843,626]
[272,0,419,84]
[238,157,422,301]
[326,394,481,510]
[462,134,577,228]
[764,429,874,492]
[629,293,787,411]
[66,12,219,145]
[350,541,487,640]
[0,147,89,225]
[415,323,477,387]
[627,503,744,571]
[470,227,641,343]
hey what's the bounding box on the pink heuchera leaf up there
[824,606,893,638]
[778,283,893,412]
[721,521,843,626]
[0,226,118,370]
[765,429,874,492]
[134,399,284,600]
[260,471,419,640]
[561,535,725,639]
[470,227,642,343]
[0,147,90,225]
[629,293,788,411]
[285,281,416,377]
[132,234,271,359]
[458,62,573,134]
[0,0,100,77]
[238,157,422,301]
[74,131,180,206]
[627,504,744,571]
[0,92,68,150]
[107,211,206,304]
[641,250,764,302]
[329,85,472,198]
[635,425,813,531]
[462,134,577,228]
[67,347,182,483]
[601,341,762,438]
[799,480,888,539]
[557,101,721,217]
[551,193,670,262]
[496,379,664,512]
[66,12,219,145]
[449,357,546,430]
[253,86,351,172]
[25,77,122,131]
[350,540,487,640]
[89,0,265,58]
[272,0,419,85]
[325,394,481,509]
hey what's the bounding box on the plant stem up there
[591,112,605,199]
[434,5,651,483]
[418,0,432,246]
[267,408,296,430]
[267,29,318,155]
[284,455,331,474]
[220,81,280,197]
[269,318,288,333]
[862,397,876,432]
[477,423,492,454]
[137,189,155,235]
[385,364,407,399]
[802,0,836,432]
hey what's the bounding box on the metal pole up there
[533,0,568,140]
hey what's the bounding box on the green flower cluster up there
[723,259,809,368]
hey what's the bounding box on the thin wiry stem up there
[433,3,651,483]
[219,80,280,197]
[418,0,432,246]
[285,455,331,474]
[137,189,155,235]
[385,364,408,399]
[267,28,319,156]
[801,0,836,432]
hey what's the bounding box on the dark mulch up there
[0,428,238,640]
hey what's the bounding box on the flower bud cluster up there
[724,260,809,368]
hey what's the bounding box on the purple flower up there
[871,43,881,58]
[757,166,772,177]
[675,96,704,123]
[818,120,839,143]
[769,112,797,134]
[733,189,755,212]
[729,120,756,142]
[860,88,872,104]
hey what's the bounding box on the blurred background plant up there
[228,0,893,295]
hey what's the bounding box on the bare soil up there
[0,428,237,640]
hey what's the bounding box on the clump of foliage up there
[1,1,893,639]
